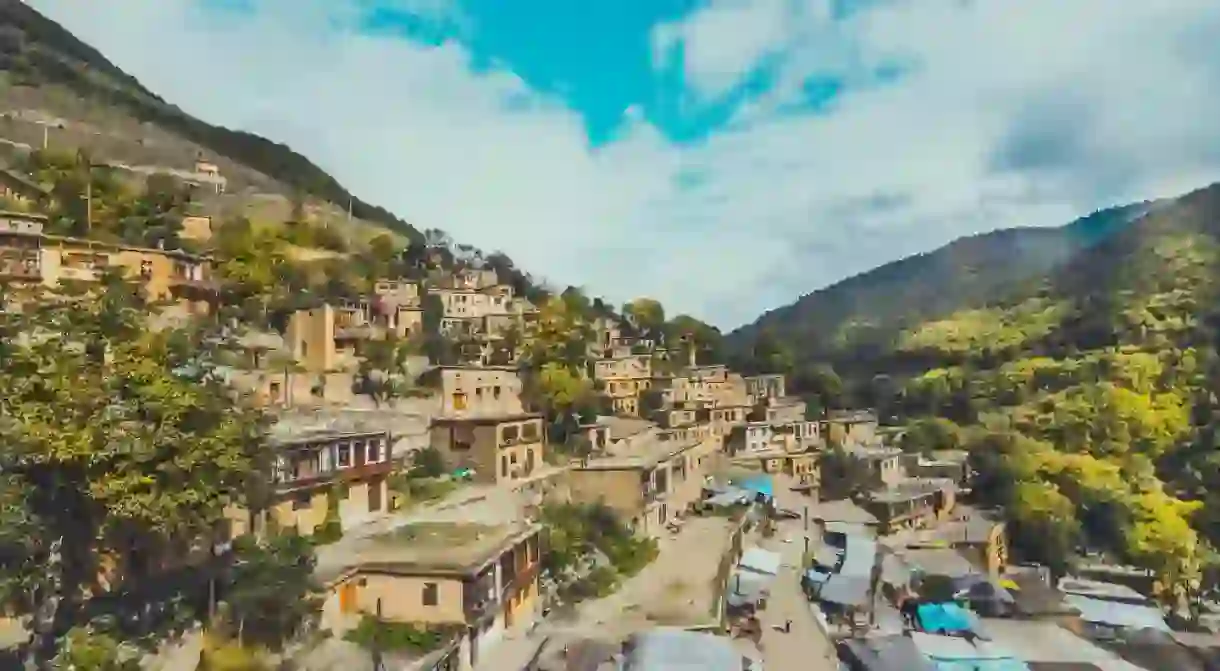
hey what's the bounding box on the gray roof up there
[816,574,872,608]
[738,547,782,576]
[621,628,758,670]
[813,499,879,526]
[979,619,1149,670]
[901,547,979,579]
[1063,594,1170,632]
[909,632,1029,670]
[726,570,773,608]
[838,635,938,671]
[840,536,879,577]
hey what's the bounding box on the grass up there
[388,474,458,511]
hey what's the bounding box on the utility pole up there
[803,506,810,559]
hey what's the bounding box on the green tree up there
[623,297,666,342]
[222,535,322,649]
[355,334,416,407]
[0,282,270,667]
[409,447,447,479]
[666,314,724,365]
[791,363,844,410]
[899,418,962,455]
[1008,482,1080,581]
[51,628,140,671]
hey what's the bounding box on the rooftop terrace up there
[577,434,703,471]
[314,520,538,583]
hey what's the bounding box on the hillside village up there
[4,4,1220,670]
[4,143,1220,671]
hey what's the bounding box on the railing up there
[274,459,394,493]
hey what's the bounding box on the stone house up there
[317,521,541,671]
[225,429,394,538]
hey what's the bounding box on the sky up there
[24,0,1220,329]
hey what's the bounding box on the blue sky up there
[27,0,1220,328]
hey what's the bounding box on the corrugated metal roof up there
[1063,594,1170,632]
[622,628,755,670]
[841,535,879,577]
[839,635,939,671]
[738,547,782,576]
[817,574,872,608]
[910,632,1031,670]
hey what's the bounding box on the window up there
[292,492,311,510]
[366,440,381,463]
[337,445,352,468]
[268,381,281,399]
[521,422,539,441]
[422,582,438,606]
[452,392,467,411]
[475,387,484,399]
[500,424,520,445]
[510,452,518,465]
[501,455,509,477]
[493,385,502,399]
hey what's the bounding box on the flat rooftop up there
[314,521,538,583]
[596,415,657,441]
[270,428,390,446]
[867,477,956,503]
[577,435,703,470]
[431,411,543,424]
[846,444,902,460]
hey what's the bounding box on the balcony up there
[502,560,539,602]
[463,571,498,621]
[274,458,394,494]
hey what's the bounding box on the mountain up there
[724,201,1155,366]
[0,0,419,239]
[877,182,1220,575]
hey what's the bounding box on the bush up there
[310,487,344,545]
[410,447,447,479]
[343,616,457,654]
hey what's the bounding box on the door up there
[339,581,358,614]
[368,477,383,512]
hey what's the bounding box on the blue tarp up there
[916,602,977,634]
[739,475,774,502]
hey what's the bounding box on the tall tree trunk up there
[23,537,63,671]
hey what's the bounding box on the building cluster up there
[820,512,1216,670]
[0,210,217,315]
[798,438,1218,670]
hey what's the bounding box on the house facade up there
[319,522,542,671]
[226,429,394,539]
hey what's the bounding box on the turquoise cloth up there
[916,602,975,634]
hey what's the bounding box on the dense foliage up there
[0,278,272,666]
[726,203,1153,389]
[742,184,1220,609]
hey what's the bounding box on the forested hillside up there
[819,183,1220,605]
[726,202,1153,375]
[0,0,419,239]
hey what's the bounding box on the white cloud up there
[21,0,1220,330]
